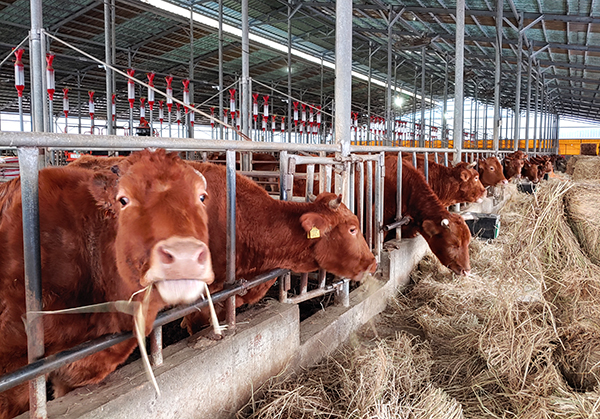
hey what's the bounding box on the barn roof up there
[0,0,598,125]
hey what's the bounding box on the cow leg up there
[49,339,138,398]
[0,381,29,419]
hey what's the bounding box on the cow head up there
[478,157,508,187]
[521,160,540,184]
[87,149,214,306]
[503,157,524,180]
[301,193,377,281]
[421,213,471,276]
[454,162,486,203]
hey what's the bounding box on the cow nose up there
[157,240,208,266]
[502,179,508,184]
[461,269,471,276]
[368,261,378,273]
[145,236,213,287]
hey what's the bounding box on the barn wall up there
[20,236,428,419]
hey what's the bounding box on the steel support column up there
[104,0,113,135]
[492,0,503,153]
[525,52,532,152]
[367,42,372,145]
[30,0,44,133]
[241,0,250,170]
[453,0,465,164]
[287,2,292,143]
[513,15,523,150]
[420,46,426,148]
[188,4,195,138]
[335,0,352,204]
[534,75,539,153]
[442,54,448,147]
[19,145,46,418]
[218,0,223,139]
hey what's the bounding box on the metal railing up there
[0,131,477,418]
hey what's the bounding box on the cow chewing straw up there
[236,177,600,419]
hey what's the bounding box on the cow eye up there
[118,196,130,207]
[349,226,358,235]
[489,167,495,171]
[199,193,207,203]
[474,176,479,181]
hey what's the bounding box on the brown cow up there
[405,155,486,207]
[477,156,508,187]
[529,155,553,180]
[384,155,471,276]
[0,149,213,418]
[502,151,528,181]
[69,156,377,336]
[182,161,377,334]
[521,159,540,183]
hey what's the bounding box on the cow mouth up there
[351,261,378,282]
[155,279,209,305]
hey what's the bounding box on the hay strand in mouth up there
[30,284,161,396]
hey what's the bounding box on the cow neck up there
[425,161,460,206]
[238,198,322,274]
[401,164,450,228]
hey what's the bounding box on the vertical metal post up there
[104,0,113,135]
[225,149,237,329]
[396,152,403,240]
[30,0,44,133]
[366,160,373,250]
[387,16,393,146]
[367,43,372,145]
[513,15,522,150]
[539,76,545,151]
[474,81,479,146]
[335,0,352,206]
[188,4,195,139]
[492,0,503,153]
[77,72,82,134]
[149,327,163,366]
[218,0,224,139]
[525,50,532,152]
[442,54,449,147]
[412,68,418,146]
[287,2,292,143]
[420,46,426,148]
[357,161,364,232]
[534,74,539,153]
[19,146,46,419]
[453,0,465,164]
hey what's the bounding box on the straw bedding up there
[237,177,600,419]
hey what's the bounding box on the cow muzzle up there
[144,236,214,305]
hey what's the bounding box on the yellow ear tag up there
[308,226,321,239]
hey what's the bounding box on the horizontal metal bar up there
[350,145,457,153]
[0,268,289,393]
[0,132,341,153]
[282,279,346,305]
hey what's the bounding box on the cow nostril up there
[197,246,207,265]
[158,246,175,264]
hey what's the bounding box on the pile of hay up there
[238,178,600,419]
[571,157,600,182]
[564,182,600,265]
[580,143,598,156]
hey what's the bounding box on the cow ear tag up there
[308,226,321,239]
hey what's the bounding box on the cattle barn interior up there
[1,0,600,418]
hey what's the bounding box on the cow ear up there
[88,171,119,216]
[422,219,441,238]
[460,169,470,182]
[300,212,328,238]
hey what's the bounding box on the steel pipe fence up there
[0,131,478,417]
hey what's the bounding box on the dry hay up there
[564,182,600,265]
[571,157,600,182]
[237,177,600,419]
[236,333,464,419]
